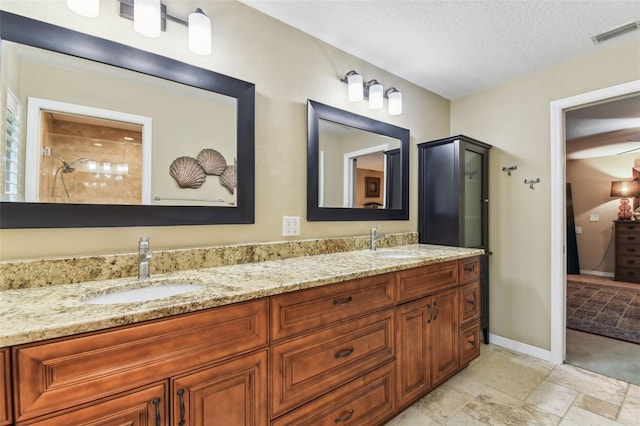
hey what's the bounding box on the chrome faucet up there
[138,236,152,279]
[370,226,386,251]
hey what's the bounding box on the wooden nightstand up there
[615,221,640,283]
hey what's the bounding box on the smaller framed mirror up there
[307,100,410,221]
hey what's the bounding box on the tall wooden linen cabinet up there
[418,135,491,343]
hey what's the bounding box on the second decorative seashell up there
[169,156,206,189]
[197,148,227,175]
[219,160,237,195]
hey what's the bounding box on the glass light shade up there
[347,73,363,102]
[188,9,212,55]
[368,81,383,109]
[134,0,161,38]
[66,0,99,18]
[611,180,639,197]
[388,90,402,115]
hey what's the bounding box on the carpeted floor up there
[566,280,640,344]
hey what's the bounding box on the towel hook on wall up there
[524,178,540,190]
[502,165,517,176]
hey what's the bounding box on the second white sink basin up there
[84,284,202,305]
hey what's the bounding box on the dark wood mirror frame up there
[0,11,255,228]
[307,100,409,221]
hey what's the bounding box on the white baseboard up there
[578,270,614,278]
[489,333,554,363]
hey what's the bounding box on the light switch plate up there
[283,216,300,236]
[589,214,599,222]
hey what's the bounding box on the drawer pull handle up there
[628,260,636,264]
[628,236,636,241]
[335,408,355,423]
[177,388,186,426]
[152,397,161,426]
[464,265,475,272]
[470,338,476,347]
[426,303,433,324]
[467,299,476,307]
[333,296,353,305]
[334,347,354,359]
[433,301,440,320]
[628,248,637,252]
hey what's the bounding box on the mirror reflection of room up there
[318,119,400,209]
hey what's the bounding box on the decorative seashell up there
[219,159,237,195]
[169,156,206,189]
[197,149,227,175]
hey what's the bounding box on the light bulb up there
[347,72,363,102]
[368,81,383,109]
[387,89,402,115]
[134,0,161,38]
[66,0,99,18]
[189,8,212,55]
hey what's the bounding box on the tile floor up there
[385,344,640,425]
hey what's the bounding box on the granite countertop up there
[0,244,483,347]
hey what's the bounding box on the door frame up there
[549,79,640,364]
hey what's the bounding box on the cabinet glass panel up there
[464,149,482,247]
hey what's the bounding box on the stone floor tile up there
[462,349,552,400]
[445,411,489,425]
[627,384,640,399]
[462,387,560,425]
[573,393,620,420]
[384,406,439,425]
[617,393,640,426]
[413,383,476,423]
[547,363,628,406]
[444,368,488,398]
[558,406,622,426]
[525,380,577,417]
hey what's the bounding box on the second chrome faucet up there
[370,226,386,251]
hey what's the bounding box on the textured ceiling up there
[241,0,640,100]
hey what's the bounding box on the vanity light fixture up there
[340,71,403,115]
[66,0,99,18]
[385,87,402,115]
[367,80,384,110]
[66,0,213,55]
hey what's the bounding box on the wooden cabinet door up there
[395,297,432,409]
[0,348,10,426]
[172,350,268,426]
[22,382,167,426]
[431,288,459,386]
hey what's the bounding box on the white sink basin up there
[84,284,202,305]
[373,251,421,259]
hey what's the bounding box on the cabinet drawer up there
[616,245,640,257]
[460,281,480,325]
[271,309,395,417]
[271,274,395,341]
[0,349,10,426]
[615,267,640,283]
[616,229,640,244]
[396,261,458,303]
[460,321,481,367]
[272,361,396,426]
[616,254,640,267]
[459,257,480,283]
[13,299,268,422]
[20,382,168,426]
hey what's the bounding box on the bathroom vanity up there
[0,246,482,425]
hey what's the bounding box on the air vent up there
[592,21,640,44]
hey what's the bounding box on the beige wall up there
[0,0,450,260]
[451,39,640,350]
[567,153,640,276]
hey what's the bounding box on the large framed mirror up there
[307,100,409,221]
[0,11,255,228]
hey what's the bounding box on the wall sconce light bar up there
[340,71,403,115]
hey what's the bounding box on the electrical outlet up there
[575,227,582,234]
[283,216,300,236]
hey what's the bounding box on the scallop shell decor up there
[169,156,206,189]
[197,149,227,175]
[219,159,237,195]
